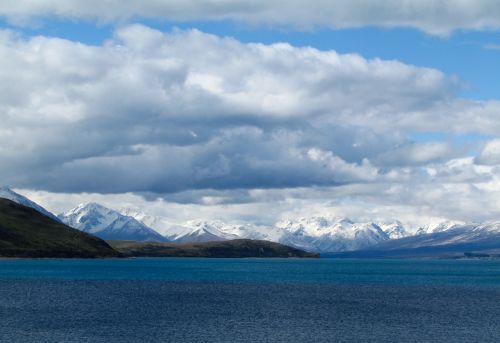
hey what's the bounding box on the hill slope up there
[0,198,120,258]
[0,187,61,222]
[108,239,319,258]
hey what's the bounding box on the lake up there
[1,258,499,342]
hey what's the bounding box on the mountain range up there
[0,196,315,259]
[1,187,499,256]
[326,223,500,258]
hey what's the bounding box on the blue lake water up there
[1,258,499,342]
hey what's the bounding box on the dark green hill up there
[109,239,320,258]
[0,198,120,258]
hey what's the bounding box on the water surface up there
[0,258,499,342]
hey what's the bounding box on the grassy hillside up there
[0,198,120,258]
[109,239,320,258]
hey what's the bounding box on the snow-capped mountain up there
[411,222,500,248]
[415,220,464,235]
[121,209,280,243]
[168,220,280,243]
[125,213,402,252]
[335,221,500,258]
[377,220,410,239]
[273,217,391,252]
[161,221,239,243]
[119,209,173,236]
[120,209,440,252]
[59,203,167,242]
[113,204,499,253]
[0,186,60,222]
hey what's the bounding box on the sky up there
[2,0,500,228]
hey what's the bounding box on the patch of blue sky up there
[0,17,113,46]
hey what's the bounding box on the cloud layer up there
[0,25,482,191]
[2,24,500,224]
[2,0,500,35]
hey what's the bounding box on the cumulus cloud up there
[2,1,500,35]
[2,24,500,224]
[375,141,458,167]
[476,139,500,165]
[0,24,484,194]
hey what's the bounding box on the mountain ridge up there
[119,207,499,253]
[0,187,60,222]
[324,223,500,258]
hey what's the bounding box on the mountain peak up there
[0,186,20,198]
[59,202,167,242]
[79,202,109,211]
[64,202,114,217]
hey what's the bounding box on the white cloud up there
[0,24,483,194]
[18,163,500,226]
[375,141,458,166]
[2,1,500,35]
[476,139,500,165]
[2,24,500,225]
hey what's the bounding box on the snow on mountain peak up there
[272,216,390,252]
[474,221,500,234]
[65,202,489,253]
[416,220,465,235]
[377,220,410,239]
[59,203,167,242]
[115,212,430,252]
